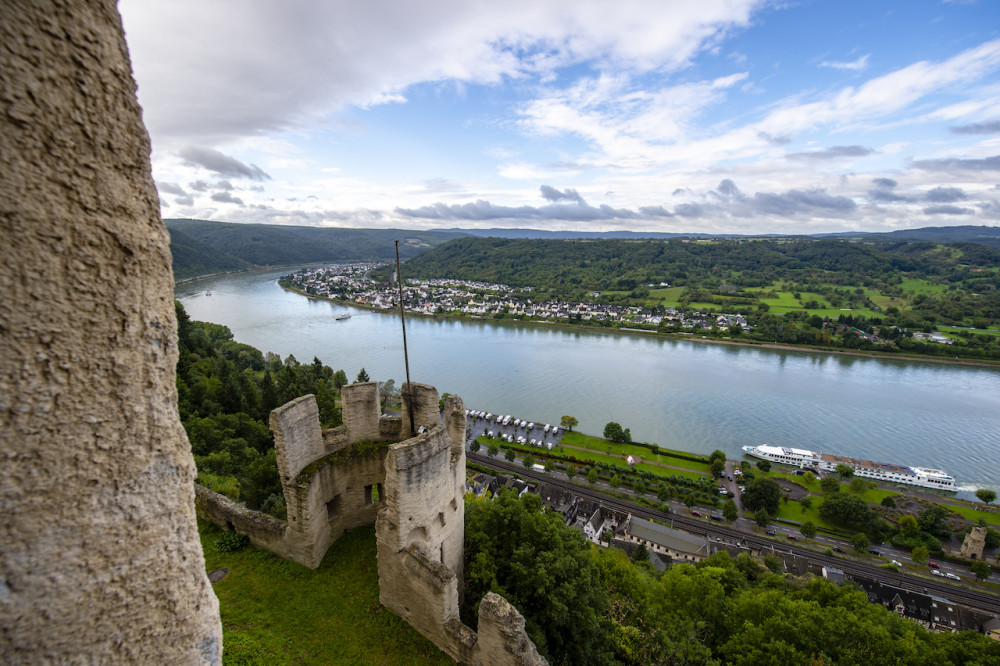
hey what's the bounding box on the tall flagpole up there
[395,241,415,437]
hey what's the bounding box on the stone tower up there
[1,1,222,661]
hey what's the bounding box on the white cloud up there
[819,54,870,71]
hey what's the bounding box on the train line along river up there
[177,267,1000,497]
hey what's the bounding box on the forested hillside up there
[166,219,466,277]
[168,226,250,280]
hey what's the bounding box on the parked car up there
[766,529,777,536]
[928,561,940,569]
[891,560,902,567]
[945,572,961,581]
[691,510,702,517]
[710,514,723,521]
[833,546,845,553]
[868,548,882,556]
[931,569,944,577]
[787,534,798,541]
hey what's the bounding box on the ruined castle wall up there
[400,382,442,434]
[342,382,382,444]
[272,395,325,484]
[195,485,291,556]
[0,2,221,661]
[445,394,468,459]
[475,593,547,666]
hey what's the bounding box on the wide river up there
[177,268,1000,496]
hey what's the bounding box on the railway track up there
[469,452,1000,616]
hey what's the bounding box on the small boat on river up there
[336,313,352,320]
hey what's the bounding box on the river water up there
[177,268,1000,495]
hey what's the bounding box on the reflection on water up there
[177,269,1000,493]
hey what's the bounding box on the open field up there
[200,522,451,665]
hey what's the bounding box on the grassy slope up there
[201,522,452,665]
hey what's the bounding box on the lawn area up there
[899,277,949,295]
[650,286,686,307]
[938,502,1000,527]
[560,432,712,474]
[773,499,841,533]
[938,325,1000,338]
[201,522,452,666]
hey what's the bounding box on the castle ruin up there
[197,382,546,665]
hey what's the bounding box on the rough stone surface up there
[0,1,222,661]
[401,382,442,435]
[960,527,987,561]
[272,394,325,484]
[343,382,382,443]
[476,593,547,666]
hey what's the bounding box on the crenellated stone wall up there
[0,1,221,661]
[197,384,545,664]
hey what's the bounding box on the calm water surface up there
[177,269,1000,494]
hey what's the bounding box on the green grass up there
[899,278,949,295]
[938,325,1000,338]
[560,432,712,475]
[650,286,686,307]
[201,522,452,665]
[935,502,1000,527]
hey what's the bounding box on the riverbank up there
[277,280,1000,371]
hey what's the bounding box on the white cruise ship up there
[741,444,956,491]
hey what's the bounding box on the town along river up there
[177,268,1000,495]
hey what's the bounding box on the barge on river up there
[741,444,956,491]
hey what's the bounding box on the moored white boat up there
[741,444,956,491]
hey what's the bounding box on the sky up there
[119,0,1000,235]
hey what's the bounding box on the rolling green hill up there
[166,219,467,279]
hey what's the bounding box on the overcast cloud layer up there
[120,0,1000,234]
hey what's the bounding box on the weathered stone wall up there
[343,382,382,443]
[272,394,326,484]
[476,593,547,666]
[960,527,987,560]
[195,485,290,555]
[0,1,221,661]
[400,382,442,435]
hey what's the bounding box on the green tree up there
[754,509,770,528]
[631,544,649,563]
[609,474,621,489]
[917,505,952,540]
[756,460,771,473]
[464,491,613,665]
[603,422,625,443]
[852,532,870,553]
[975,488,997,505]
[723,500,738,522]
[742,478,781,515]
[835,463,855,479]
[898,514,918,537]
[487,443,499,458]
[800,496,812,509]
[332,369,349,389]
[504,448,516,462]
[820,476,841,494]
[849,477,867,494]
[586,468,598,486]
[800,521,817,539]
[470,440,480,453]
[354,367,370,383]
[971,561,992,582]
[911,544,929,565]
[560,415,578,432]
[522,454,535,468]
[565,466,576,480]
[710,458,726,479]
[803,471,815,483]
[881,495,896,508]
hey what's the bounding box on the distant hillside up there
[168,227,250,280]
[430,227,723,240]
[859,225,1000,248]
[166,219,468,279]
